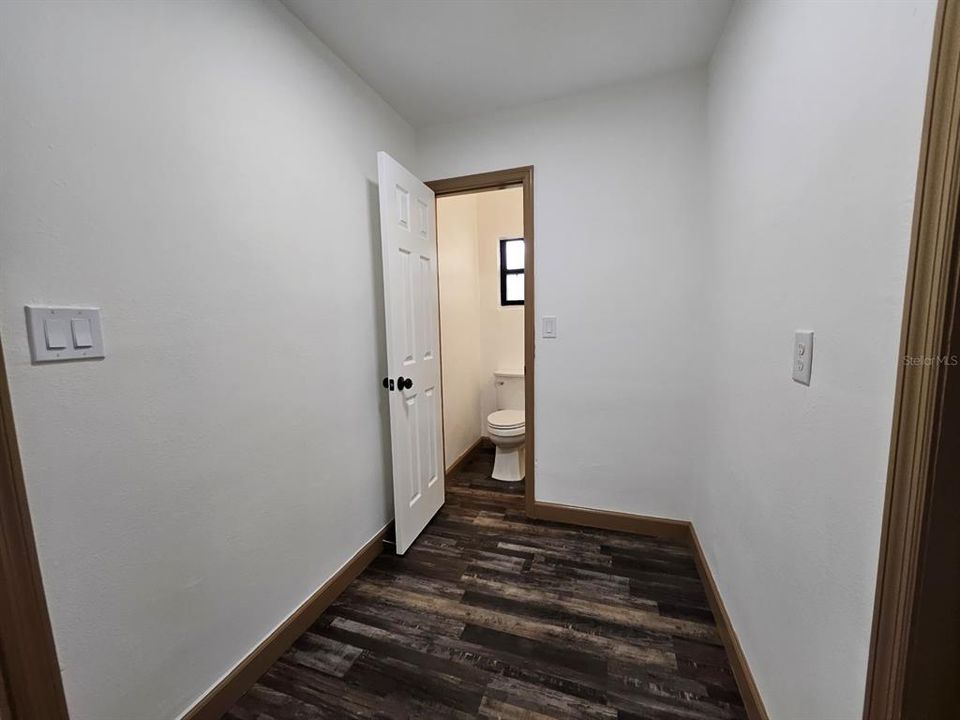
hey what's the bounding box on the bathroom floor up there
[224,444,746,719]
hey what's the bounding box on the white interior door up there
[377,151,444,554]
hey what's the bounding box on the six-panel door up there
[377,151,444,554]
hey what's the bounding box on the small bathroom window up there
[499,238,525,306]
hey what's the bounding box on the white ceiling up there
[282,0,733,128]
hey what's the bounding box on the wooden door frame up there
[864,1,960,716]
[427,166,535,515]
[0,337,70,719]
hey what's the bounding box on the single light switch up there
[71,318,93,348]
[542,316,557,339]
[26,306,105,362]
[793,330,814,385]
[44,319,68,350]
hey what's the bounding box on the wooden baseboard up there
[531,500,767,720]
[529,500,691,543]
[182,524,391,720]
[687,525,769,720]
[444,437,484,477]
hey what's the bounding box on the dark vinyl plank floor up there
[224,445,746,720]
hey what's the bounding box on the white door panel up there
[377,151,444,554]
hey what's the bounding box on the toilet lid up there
[488,409,524,429]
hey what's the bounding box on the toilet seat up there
[487,409,524,432]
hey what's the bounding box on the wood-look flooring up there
[224,445,746,719]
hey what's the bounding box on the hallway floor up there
[225,445,746,719]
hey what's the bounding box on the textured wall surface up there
[0,1,414,717]
[698,1,936,716]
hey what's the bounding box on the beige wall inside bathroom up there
[437,187,524,469]
[437,193,485,470]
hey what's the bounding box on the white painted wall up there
[419,68,708,520]
[0,2,938,718]
[437,188,524,465]
[698,2,936,718]
[0,1,414,718]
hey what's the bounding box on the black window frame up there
[499,237,525,306]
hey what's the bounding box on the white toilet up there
[487,371,525,482]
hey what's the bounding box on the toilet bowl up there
[487,409,525,482]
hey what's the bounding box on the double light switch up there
[26,306,104,362]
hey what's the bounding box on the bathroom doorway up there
[428,167,534,514]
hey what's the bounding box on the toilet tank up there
[494,371,525,411]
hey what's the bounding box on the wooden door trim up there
[0,338,70,720]
[427,166,535,515]
[864,1,960,717]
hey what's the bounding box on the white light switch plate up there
[793,330,813,385]
[26,306,104,362]
[542,316,557,339]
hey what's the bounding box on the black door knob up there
[382,377,395,391]
[397,376,413,390]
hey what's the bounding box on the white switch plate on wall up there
[542,316,557,339]
[26,306,105,362]
[793,330,813,385]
